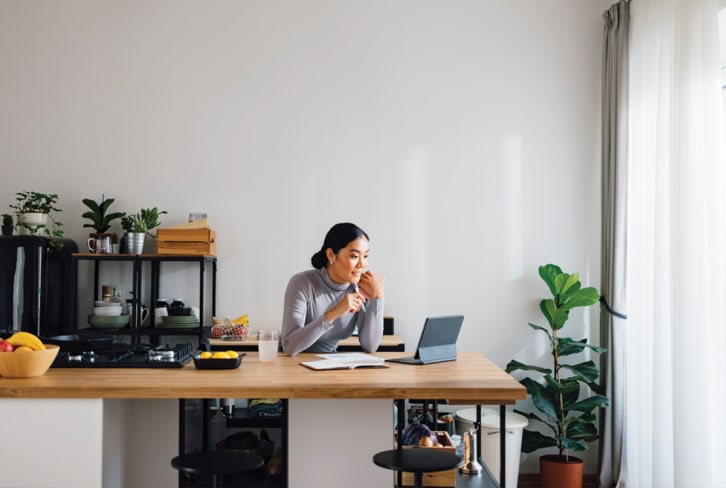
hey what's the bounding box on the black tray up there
[193,353,244,370]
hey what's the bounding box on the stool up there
[373,448,461,488]
[171,451,264,488]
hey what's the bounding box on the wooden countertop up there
[0,352,525,404]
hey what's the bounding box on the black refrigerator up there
[0,236,78,338]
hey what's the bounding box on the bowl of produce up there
[193,350,244,370]
[0,332,59,378]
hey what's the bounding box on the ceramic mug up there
[129,305,150,327]
[87,236,111,254]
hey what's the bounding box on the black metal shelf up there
[71,253,217,344]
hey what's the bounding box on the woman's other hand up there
[358,270,384,299]
[325,292,367,322]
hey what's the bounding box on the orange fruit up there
[14,346,33,353]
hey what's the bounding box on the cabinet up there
[71,253,217,343]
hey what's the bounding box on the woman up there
[281,222,385,356]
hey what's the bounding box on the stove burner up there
[52,342,194,368]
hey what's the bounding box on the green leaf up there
[539,264,562,297]
[561,287,600,311]
[505,359,551,375]
[568,394,610,412]
[560,360,600,383]
[521,429,559,454]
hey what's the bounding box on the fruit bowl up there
[0,344,59,378]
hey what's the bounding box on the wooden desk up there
[0,352,524,488]
[208,334,405,352]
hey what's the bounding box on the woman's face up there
[326,237,369,285]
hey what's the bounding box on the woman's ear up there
[325,248,335,264]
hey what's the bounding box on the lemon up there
[212,351,231,359]
[199,351,213,359]
[226,350,239,359]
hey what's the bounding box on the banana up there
[232,314,249,326]
[6,331,46,351]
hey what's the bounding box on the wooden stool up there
[373,448,461,488]
[171,451,264,488]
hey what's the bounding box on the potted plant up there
[1,214,13,236]
[121,207,166,254]
[505,264,609,488]
[9,191,64,247]
[81,195,125,245]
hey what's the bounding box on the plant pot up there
[124,232,145,255]
[540,454,584,488]
[1,225,12,236]
[17,212,48,235]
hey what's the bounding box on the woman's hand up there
[325,292,366,323]
[358,271,384,299]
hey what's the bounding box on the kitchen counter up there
[0,351,523,402]
[0,352,524,488]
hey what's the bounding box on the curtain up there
[599,2,630,487]
[622,0,726,486]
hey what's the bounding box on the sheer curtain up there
[622,0,726,486]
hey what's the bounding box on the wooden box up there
[399,431,457,487]
[156,228,216,255]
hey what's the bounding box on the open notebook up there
[300,352,388,370]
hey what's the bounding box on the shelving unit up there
[71,253,217,344]
[178,399,288,488]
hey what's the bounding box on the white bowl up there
[93,306,122,317]
[95,301,121,307]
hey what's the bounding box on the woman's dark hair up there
[311,222,369,269]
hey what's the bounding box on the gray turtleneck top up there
[281,267,384,356]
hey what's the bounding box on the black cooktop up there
[52,342,195,368]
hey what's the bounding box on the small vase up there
[125,232,145,255]
[540,454,584,488]
[1,225,12,236]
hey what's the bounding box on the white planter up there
[17,212,48,235]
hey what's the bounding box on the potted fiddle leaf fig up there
[9,191,64,248]
[505,264,609,488]
[121,207,166,254]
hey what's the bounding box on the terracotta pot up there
[540,454,584,488]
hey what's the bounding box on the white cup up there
[257,330,280,362]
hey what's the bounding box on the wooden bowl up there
[0,344,59,378]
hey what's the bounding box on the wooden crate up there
[156,228,216,255]
[399,431,457,487]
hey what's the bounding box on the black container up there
[0,236,78,337]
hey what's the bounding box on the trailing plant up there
[121,207,167,236]
[505,264,609,460]
[8,191,64,247]
[82,195,125,234]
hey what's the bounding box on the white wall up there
[0,0,610,475]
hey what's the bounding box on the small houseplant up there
[82,195,126,235]
[121,207,166,254]
[505,264,608,488]
[1,214,13,236]
[9,191,64,247]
